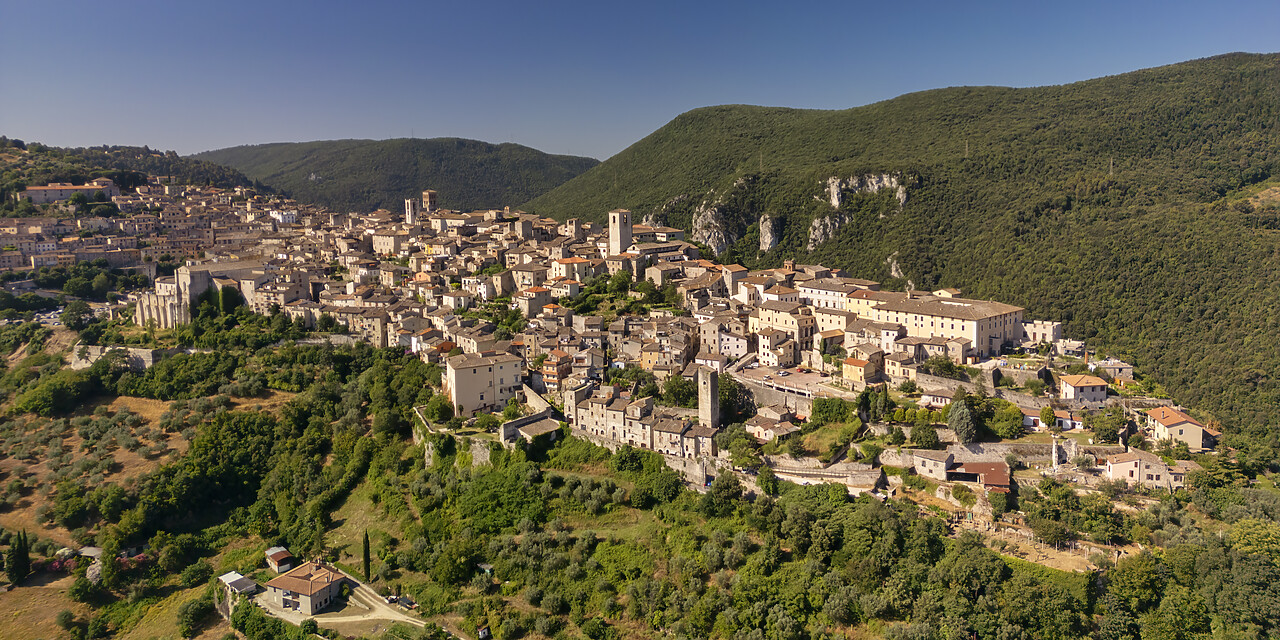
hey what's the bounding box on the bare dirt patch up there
[0,574,87,639]
[229,389,297,414]
[1248,184,1280,207]
[43,329,79,356]
[101,396,173,425]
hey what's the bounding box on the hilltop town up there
[4,177,1216,503]
[0,173,1257,640]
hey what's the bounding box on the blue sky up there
[2,0,1278,160]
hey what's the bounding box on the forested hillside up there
[192,138,599,213]
[0,139,262,211]
[525,53,1280,462]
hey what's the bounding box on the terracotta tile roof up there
[264,562,344,597]
[1059,374,1108,388]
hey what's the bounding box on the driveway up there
[253,571,425,629]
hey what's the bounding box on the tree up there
[180,560,214,587]
[503,398,521,421]
[757,466,778,496]
[60,300,94,331]
[362,530,371,582]
[1040,406,1057,432]
[90,272,112,299]
[177,597,215,638]
[1090,408,1126,444]
[5,530,30,585]
[719,374,752,424]
[910,422,939,449]
[63,276,93,298]
[608,270,632,296]
[99,534,121,590]
[700,473,743,517]
[887,426,906,445]
[661,375,697,408]
[989,401,1025,439]
[949,398,978,444]
[1230,518,1280,565]
[1108,552,1165,614]
[423,394,454,424]
[1141,585,1209,640]
[474,414,501,432]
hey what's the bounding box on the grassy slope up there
[523,53,1280,455]
[192,138,600,213]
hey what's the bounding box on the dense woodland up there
[192,138,599,213]
[523,53,1280,465]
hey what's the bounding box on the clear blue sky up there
[2,0,1278,160]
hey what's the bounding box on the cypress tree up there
[949,399,978,444]
[362,530,370,582]
[6,530,30,585]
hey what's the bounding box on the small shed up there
[265,546,295,573]
[218,571,258,596]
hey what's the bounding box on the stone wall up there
[522,384,555,413]
[914,372,1050,410]
[571,429,721,484]
[738,379,814,417]
[69,344,175,371]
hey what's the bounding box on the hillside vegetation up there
[0,139,261,211]
[525,52,1280,462]
[192,138,599,213]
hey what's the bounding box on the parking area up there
[734,364,856,401]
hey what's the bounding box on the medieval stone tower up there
[404,198,420,225]
[608,208,632,256]
[698,367,720,430]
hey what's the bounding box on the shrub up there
[180,560,213,587]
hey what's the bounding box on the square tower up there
[421,190,438,213]
[608,209,632,257]
[404,198,420,225]
[698,367,720,431]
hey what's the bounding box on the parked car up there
[778,371,790,377]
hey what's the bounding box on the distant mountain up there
[525,53,1280,454]
[192,138,599,213]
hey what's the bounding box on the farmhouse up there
[263,561,347,615]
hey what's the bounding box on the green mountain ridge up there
[525,52,1280,460]
[192,138,599,213]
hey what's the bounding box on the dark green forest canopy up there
[524,53,1280,462]
[191,138,600,213]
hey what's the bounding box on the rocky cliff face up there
[822,173,907,209]
[692,199,731,255]
[759,214,780,252]
[806,172,907,250]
